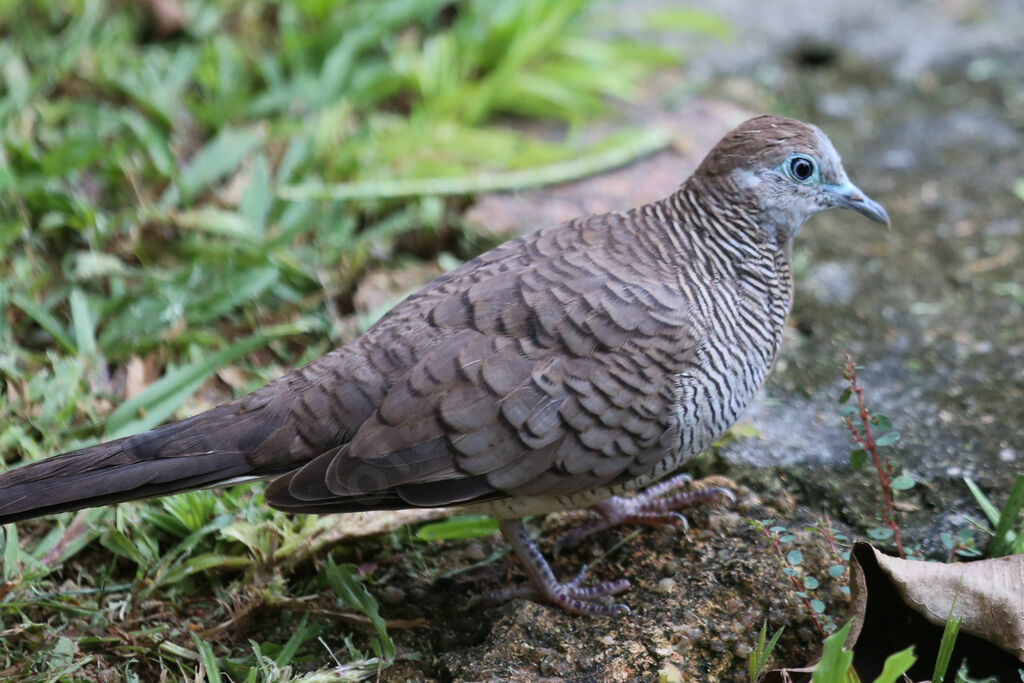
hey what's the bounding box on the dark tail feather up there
[0,407,265,524]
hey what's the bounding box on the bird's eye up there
[788,155,816,182]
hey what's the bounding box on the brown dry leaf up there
[141,0,187,37]
[0,581,18,602]
[762,542,1024,682]
[125,353,163,400]
[216,365,251,393]
[40,509,93,566]
[124,356,147,399]
[4,380,20,404]
[275,509,453,570]
[352,262,445,316]
[859,542,1024,658]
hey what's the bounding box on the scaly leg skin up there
[471,518,632,616]
[472,476,734,616]
[555,474,736,556]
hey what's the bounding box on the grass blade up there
[11,293,76,354]
[963,476,1001,527]
[274,614,317,667]
[748,621,784,681]
[990,474,1024,556]
[69,289,97,359]
[162,126,264,207]
[639,8,735,39]
[170,207,255,239]
[324,558,395,661]
[104,330,276,439]
[191,632,223,683]
[812,621,855,682]
[279,127,672,201]
[932,585,962,683]
[416,515,499,541]
[240,153,272,235]
[2,525,19,581]
[0,282,10,347]
[876,647,916,683]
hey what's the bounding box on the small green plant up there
[840,354,913,558]
[807,516,853,596]
[799,590,965,683]
[931,587,963,683]
[748,620,785,681]
[939,528,982,562]
[750,519,848,637]
[964,473,1024,556]
[813,621,915,683]
[323,558,396,666]
[839,355,986,562]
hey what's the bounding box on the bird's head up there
[693,115,890,243]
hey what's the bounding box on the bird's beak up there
[826,181,891,227]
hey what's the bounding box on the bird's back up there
[265,191,792,517]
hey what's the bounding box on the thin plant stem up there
[843,354,906,558]
[756,524,828,639]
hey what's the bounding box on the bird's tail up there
[0,404,279,525]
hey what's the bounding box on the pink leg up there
[555,474,735,555]
[471,476,734,616]
[471,518,631,616]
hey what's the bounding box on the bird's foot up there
[555,474,736,555]
[471,563,631,616]
[471,519,631,616]
[472,480,735,616]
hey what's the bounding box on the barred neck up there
[665,175,776,261]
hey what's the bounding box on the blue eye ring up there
[787,154,817,182]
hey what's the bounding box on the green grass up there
[964,474,1024,557]
[0,0,727,678]
[812,621,916,683]
[748,620,785,681]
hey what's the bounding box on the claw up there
[566,564,590,588]
[556,475,735,553]
[472,519,633,616]
[472,478,736,616]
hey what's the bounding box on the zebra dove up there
[0,115,889,615]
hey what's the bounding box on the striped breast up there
[660,187,794,478]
